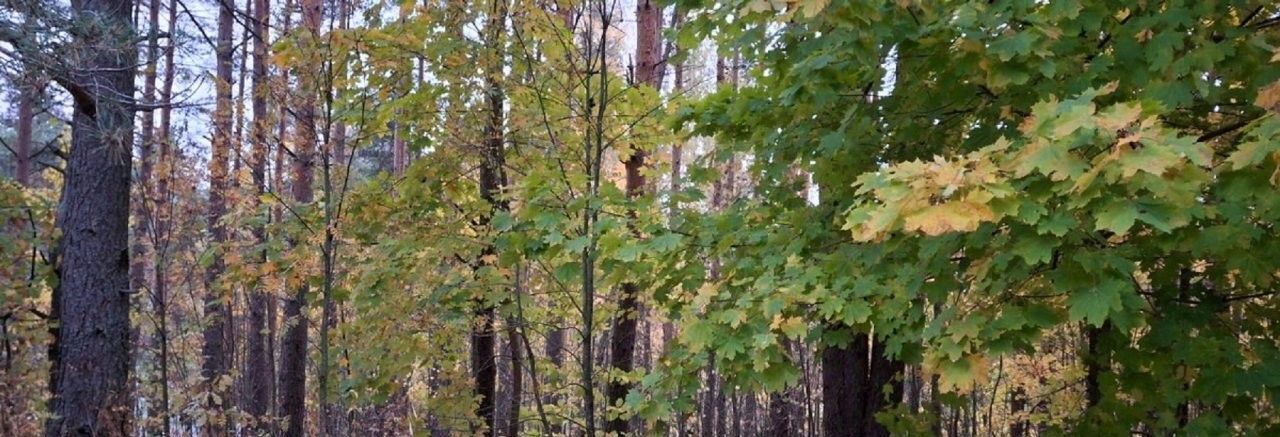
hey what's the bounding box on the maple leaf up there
[902,201,996,236]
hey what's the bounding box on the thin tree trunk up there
[580,3,614,433]
[13,81,34,186]
[153,0,179,431]
[233,0,251,181]
[700,357,716,437]
[45,0,136,433]
[505,319,522,437]
[391,121,406,175]
[132,4,162,428]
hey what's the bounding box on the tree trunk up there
[13,82,34,186]
[245,0,275,427]
[391,121,406,175]
[506,320,523,437]
[864,337,903,437]
[700,358,717,437]
[45,0,136,433]
[202,0,235,433]
[604,2,660,434]
[279,0,322,433]
[821,332,869,437]
[1009,387,1027,437]
[131,2,161,422]
[1084,322,1110,409]
[769,390,793,437]
[472,1,508,434]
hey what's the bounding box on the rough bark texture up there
[821,332,869,437]
[14,80,35,187]
[202,0,235,433]
[279,0,322,433]
[245,0,274,425]
[45,0,136,433]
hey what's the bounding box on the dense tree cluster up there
[1,0,1279,435]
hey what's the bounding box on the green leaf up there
[1095,200,1139,234]
[1067,278,1126,327]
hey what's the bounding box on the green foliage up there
[640,0,1280,433]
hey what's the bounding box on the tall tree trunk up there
[821,332,869,437]
[279,0,322,433]
[604,2,660,434]
[135,0,165,430]
[269,1,291,427]
[472,1,508,434]
[45,0,137,433]
[245,0,274,427]
[202,0,235,432]
[153,0,179,430]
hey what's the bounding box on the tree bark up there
[821,332,869,437]
[506,320,523,437]
[472,1,508,434]
[604,2,660,434]
[13,81,34,186]
[245,0,274,427]
[1084,322,1110,409]
[202,0,236,433]
[769,391,793,437]
[278,0,322,433]
[45,0,137,433]
[864,337,903,437]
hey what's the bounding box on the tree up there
[603,0,661,433]
[279,0,322,433]
[244,0,274,425]
[201,0,235,431]
[44,0,137,433]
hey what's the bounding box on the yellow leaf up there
[903,201,996,236]
[800,0,831,18]
[1255,80,1280,113]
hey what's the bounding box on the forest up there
[2,0,1280,435]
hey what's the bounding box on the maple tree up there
[1,0,1278,435]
